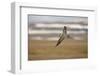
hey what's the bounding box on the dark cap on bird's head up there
[64,26,67,30]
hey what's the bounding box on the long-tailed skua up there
[56,26,72,47]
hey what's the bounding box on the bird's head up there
[63,26,67,34]
[64,26,67,30]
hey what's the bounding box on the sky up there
[28,15,88,41]
[28,15,88,25]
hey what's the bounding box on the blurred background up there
[28,15,88,41]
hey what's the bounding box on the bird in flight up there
[56,26,71,47]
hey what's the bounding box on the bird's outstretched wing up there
[56,26,66,47]
[67,34,73,39]
[56,34,65,46]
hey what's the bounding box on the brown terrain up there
[28,38,88,60]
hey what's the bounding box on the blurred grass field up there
[28,39,88,60]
